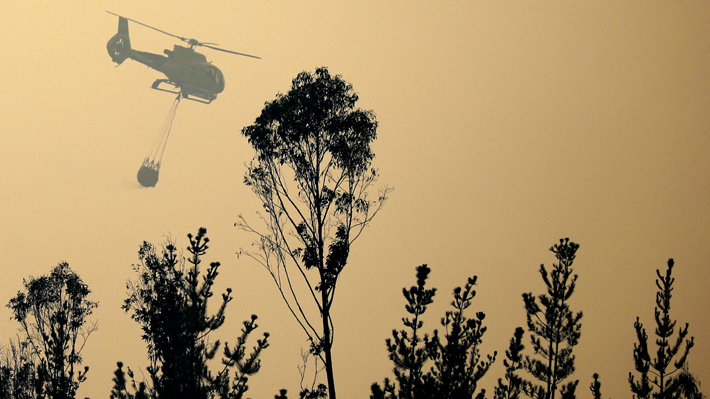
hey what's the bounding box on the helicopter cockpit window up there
[209,66,223,86]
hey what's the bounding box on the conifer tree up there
[115,228,270,399]
[521,238,583,399]
[629,259,697,399]
[494,328,525,399]
[589,374,602,399]
[110,361,148,399]
[425,275,496,399]
[372,264,495,399]
[371,264,436,399]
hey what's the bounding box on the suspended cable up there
[137,93,182,187]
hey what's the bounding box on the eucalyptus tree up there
[0,335,44,399]
[237,67,390,399]
[7,262,97,399]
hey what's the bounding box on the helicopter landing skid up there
[151,79,215,104]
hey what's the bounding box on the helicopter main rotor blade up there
[106,11,188,43]
[201,43,261,59]
[106,11,261,59]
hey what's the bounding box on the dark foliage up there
[629,259,698,399]
[494,328,525,399]
[520,238,583,399]
[589,373,602,399]
[371,265,436,399]
[270,385,328,399]
[371,264,496,399]
[113,228,269,399]
[238,67,389,399]
[0,336,45,399]
[299,384,328,399]
[109,361,148,399]
[427,275,497,399]
[675,366,705,399]
[5,263,97,399]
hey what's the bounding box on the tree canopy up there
[114,228,269,399]
[238,67,389,399]
[6,262,97,399]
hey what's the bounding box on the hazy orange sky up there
[1,2,709,398]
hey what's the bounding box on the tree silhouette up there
[675,365,705,399]
[494,327,525,399]
[589,373,602,399]
[237,66,390,399]
[6,262,97,399]
[520,238,583,399]
[114,228,270,399]
[0,335,45,399]
[110,361,148,399]
[629,259,697,399]
[371,264,437,399]
[426,275,496,399]
[371,264,496,399]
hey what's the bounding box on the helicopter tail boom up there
[107,16,132,64]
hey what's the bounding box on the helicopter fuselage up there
[134,46,225,102]
[107,16,225,103]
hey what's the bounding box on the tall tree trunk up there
[322,297,337,399]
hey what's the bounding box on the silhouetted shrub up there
[112,228,269,399]
[629,259,699,399]
[6,262,97,399]
[371,264,496,399]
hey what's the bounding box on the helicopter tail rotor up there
[107,16,132,64]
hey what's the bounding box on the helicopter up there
[106,11,259,104]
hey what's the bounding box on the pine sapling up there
[629,259,696,399]
[426,275,496,399]
[495,327,525,399]
[521,238,583,399]
[371,264,437,399]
